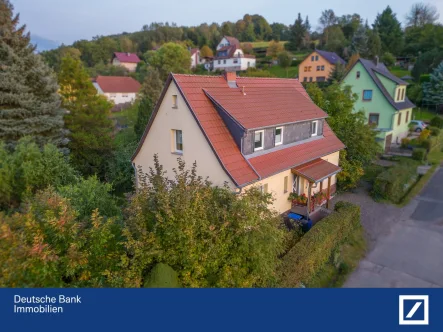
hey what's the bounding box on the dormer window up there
[311,121,318,137]
[275,127,283,145]
[254,130,264,151]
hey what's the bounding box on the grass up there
[248,41,287,48]
[389,66,411,78]
[268,65,298,78]
[413,107,442,122]
[306,227,367,288]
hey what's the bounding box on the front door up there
[385,134,392,153]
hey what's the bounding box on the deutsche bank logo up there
[399,295,429,325]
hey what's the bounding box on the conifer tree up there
[58,56,113,177]
[0,0,66,149]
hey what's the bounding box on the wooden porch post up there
[326,176,331,209]
[307,182,312,219]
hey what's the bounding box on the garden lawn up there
[389,66,411,78]
[269,65,298,78]
[249,41,287,48]
[413,108,442,122]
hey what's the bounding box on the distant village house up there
[93,75,141,105]
[112,52,141,72]
[299,50,346,83]
[212,36,256,72]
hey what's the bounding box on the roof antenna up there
[242,86,246,96]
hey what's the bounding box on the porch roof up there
[291,158,341,183]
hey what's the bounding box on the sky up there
[12,0,443,45]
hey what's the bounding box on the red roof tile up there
[95,76,141,93]
[248,123,344,179]
[173,74,259,186]
[190,48,199,56]
[292,158,341,183]
[113,52,141,63]
[133,74,345,187]
[205,78,327,129]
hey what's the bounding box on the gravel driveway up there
[331,168,443,288]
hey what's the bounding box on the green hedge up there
[428,126,441,137]
[372,161,419,203]
[279,202,361,287]
[144,263,181,288]
[413,147,427,160]
[430,116,443,129]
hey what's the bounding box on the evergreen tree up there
[351,25,368,56]
[134,97,154,140]
[366,29,382,59]
[288,13,306,51]
[423,61,443,107]
[373,6,404,55]
[0,0,66,150]
[304,16,311,33]
[58,56,113,177]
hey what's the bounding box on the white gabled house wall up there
[93,82,137,104]
[133,80,236,188]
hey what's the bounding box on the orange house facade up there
[298,50,346,83]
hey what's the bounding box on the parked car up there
[409,120,427,132]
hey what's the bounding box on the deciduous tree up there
[58,56,114,177]
[145,42,191,80]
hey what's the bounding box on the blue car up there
[409,120,427,132]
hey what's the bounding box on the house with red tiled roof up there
[112,52,141,72]
[132,73,345,213]
[93,76,141,105]
[212,36,256,72]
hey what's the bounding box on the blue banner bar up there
[1,289,442,331]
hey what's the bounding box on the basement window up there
[254,130,264,151]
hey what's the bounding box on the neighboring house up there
[112,52,141,72]
[342,58,415,152]
[132,73,345,214]
[299,50,346,83]
[190,48,211,69]
[212,36,256,72]
[93,76,141,105]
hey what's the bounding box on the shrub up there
[0,189,125,287]
[418,128,431,141]
[401,137,410,148]
[412,147,427,161]
[0,138,78,209]
[58,176,121,221]
[144,263,181,288]
[279,202,361,287]
[428,126,441,136]
[430,116,443,129]
[372,160,419,202]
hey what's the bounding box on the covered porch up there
[289,158,341,222]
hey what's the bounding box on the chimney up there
[375,55,379,67]
[223,71,237,88]
[242,86,246,96]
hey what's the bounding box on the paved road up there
[338,168,443,288]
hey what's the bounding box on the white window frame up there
[254,130,264,151]
[311,121,318,137]
[173,129,183,154]
[275,126,283,146]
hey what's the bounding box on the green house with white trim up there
[342,58,415,152]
